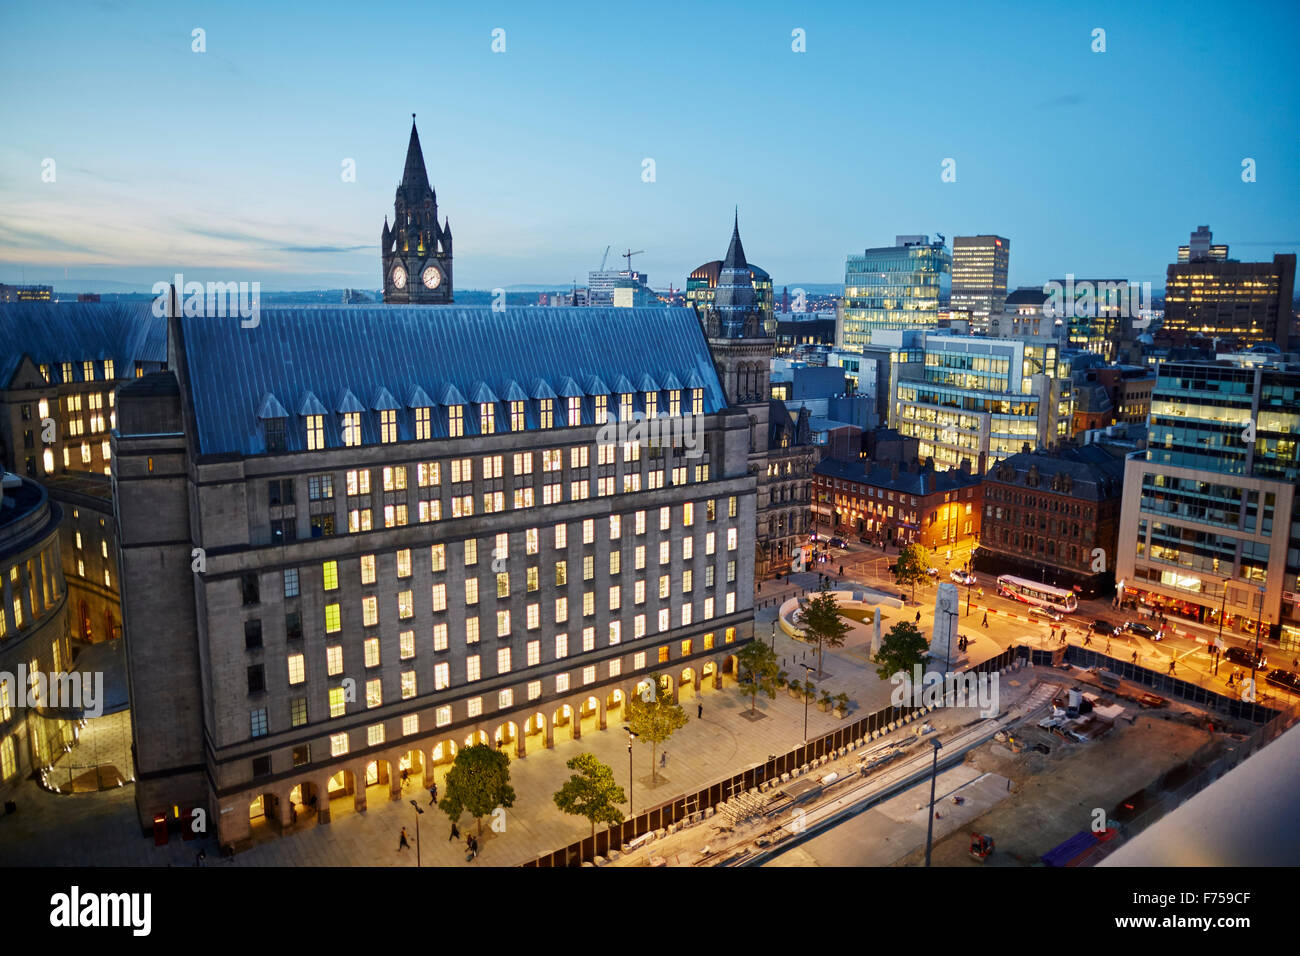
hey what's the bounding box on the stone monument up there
[928,582,961,669]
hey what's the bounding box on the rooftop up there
[814,458,981,496]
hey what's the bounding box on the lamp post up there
[1214,582,1228,675]
[923,737,943,867]
[623,726,638,813]
[771,619,777,652]
[1250,584,1265,703]
[408,800,424,868]
[802,662,814,742]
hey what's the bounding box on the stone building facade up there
[113,304,758,847]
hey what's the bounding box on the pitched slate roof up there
[176,305,728,456]
[0,301,167,386]
[814,458,982,497]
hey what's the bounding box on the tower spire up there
[400,115,432,197]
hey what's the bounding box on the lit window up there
[466,617,480,644]
[287,654,305,685]
[329,687,347,717]
[539,399,554,428]
[497,609,511,637]
[364,637,380,667]
[434,662,450,690]
[432,583,447,611]
[448,405,464,437]
[567,396,581,426]
[436,705,451,727]
[498,688,513,709]
[326,644,343,675]
[582,665,596,686]
[415,406,431,440]
[400,630,415,659]
[430,544,446,571]
[324,604,341,634]
[555,596,568,622]
[467,655,481,682]
[660,506,670,531]
[480,403,495,434]
[362,595,378,627]
[556,674,570,693]
[555,633,569,658]
[330,733,349,757]
[401,671,416,700]
[341,412,361,447]
[365,678,382,708]
[528,680,542,701]
[527,640,540,666]
[396,548,412,578]
[497,647,511,674]
[403,713,419,735]
[433,623,448,651]
[465,578,479,605]
[510,400,525,432]
[367,723,384,745]
[380,409,397,444]
[658,608,670,632]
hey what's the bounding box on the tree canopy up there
[795,582,851,678]
[624,673,689,783]
[439,742,516,836]
[553,753,627,837]
[875,619,930,682]
[736,639,783,715]
[893,544,931,602]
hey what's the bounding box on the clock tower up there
[382,115,453,303]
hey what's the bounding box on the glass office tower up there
[951,235,1010,332]
[840,236,951,351]
[1116,354,1300,651]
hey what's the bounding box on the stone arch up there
[430,738,459,770]
[578,695,603,736]
[523,711,549,753]
[679,666,698,697]
[494,720,521,757]
[463,729,488,748]
[605,688,625,723]
[553,703,576,742]
[326,768,358,817]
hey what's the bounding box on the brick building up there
[973,444,1125,597]
[812,457,981,551]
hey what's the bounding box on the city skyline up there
[2,0,1299,292]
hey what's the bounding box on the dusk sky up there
[2,0,1298,292]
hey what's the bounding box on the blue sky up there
[1,0,1297,292]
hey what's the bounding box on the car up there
[1029,606,1063,623]
[925,566,940,578]
[950,570,976,585]
[1224,646,1267,670]
[1122,621,1157,638]
[1090,619,1115,635]
[828,537,847,549]
[1264,669,1300,692]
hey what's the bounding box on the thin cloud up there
[1036,93,1084,109]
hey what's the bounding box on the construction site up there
[596,649,1294,868]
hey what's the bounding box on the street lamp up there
[924,737,943,867]
[801,662,814,742]
[408,800,424,868]
[1250,584,1265,703]
[623,726,639,813]
[771,619,777,652]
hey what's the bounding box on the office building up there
[812,457,981,551]
[951,235,1010,332]
[975,444,1125,597]
[686,261,773,332]
[1177,225,1230,264]
[1164,248,1295,351]
[1115,353,1300,653]
[840,236,951,351]
[114,302,759,848]
[892,333,1071,473]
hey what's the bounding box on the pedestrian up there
[429,781,438,806]
[1083,634,1091,647]
[195,849,206,867]
[1105,640,1111,654]
[915,611,921,623]
[449,822,460,841]
[839,565,844,577]
[1132,650,1139,664]
[697,701,703,719]
[400,766,409,789]
[660,751,668,768]
[399,827,411,851]
[1168,660,1176,675]
[981,611,988,627]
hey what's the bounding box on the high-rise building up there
[839,236,951,351]
[381,118,453,304]
[1177,225,1230,264]
[1163,245,1295,350]
[114,303,758,848]
[950,235,1010,332]
[891,332,1070,472]
[1115,352,1300,653]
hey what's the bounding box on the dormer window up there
[341,412,361,447]
[265,418,287,453]
[415,406,431,440]
[539,399,554,429]
[380,409,397,444]
[306,415,324,450]
[83,361,95,381]
[669,389,681,416]
[480,403,495,435]
[62,362,73,383]
[645,391,657,419]
[104,359,115,380]
[39,364,50,382]
[594,395,608,425]
[567,396,581,427]
[448,405,464,437]
[691,388,703,415]
[510,400,525,432]
[619,393,633,421]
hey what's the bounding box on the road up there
[769,537,1299,709]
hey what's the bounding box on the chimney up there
[959,458,971,475]
[890,460,899,482]
[925,456,935,472]
[978,451,987,475]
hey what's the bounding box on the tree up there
[439,742,516,836]
[736,639,782,715]
[553,753,626,838]
[875,620,930,681]
[624,673,689,784]
[893,544,931,603]
[795,582,851,678]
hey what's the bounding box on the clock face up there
[391,266,407,290]
[422,265,442,289]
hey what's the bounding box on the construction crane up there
[622,248,644,273]
[598,245,611,272]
